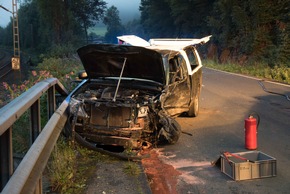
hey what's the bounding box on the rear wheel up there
[187,94,199,117]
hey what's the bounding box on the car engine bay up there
[65,82,181,156]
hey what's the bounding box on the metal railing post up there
[47,86,56,118]
[33,178,42,194]
[30,99,41,145]
[0,127,13,191]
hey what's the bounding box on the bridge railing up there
[0,78,69,194]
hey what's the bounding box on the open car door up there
[161,54,192,117]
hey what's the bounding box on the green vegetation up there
[139,0,290,68]
[123,162,141,176]
[12,110,31,154]
[1,55,82,154]
[204,60,290,84]
[0,0,289,192]
[46,137,143,193]
[0,0,107,52]
[1,0,288,68]
[47,139,78,192]
[1,44,83,189]
[46,138,112,193]
[103,6,124,43]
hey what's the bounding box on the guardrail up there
[0,78,69,194]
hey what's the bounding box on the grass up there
[46,138,143,193]
[46,139,78,192]
[123,161,141,176]
[46,138,115,193]
[203,60,290,84]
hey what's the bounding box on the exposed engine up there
[65,82,181,159]
[68,85,159,149]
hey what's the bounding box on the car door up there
[160,54,191,117]
[184,46,203,116]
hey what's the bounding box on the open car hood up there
[77,44,166,84]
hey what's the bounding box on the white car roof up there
[117,35,212,50]
[117,35,151,47]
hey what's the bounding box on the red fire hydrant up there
[244,113,260,150]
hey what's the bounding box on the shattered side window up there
[168,59,177,83]
[177,55,187,78]
[168,57,183,83]
[185,47,198,71]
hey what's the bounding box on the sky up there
[0,0,140,27]
[0,0,12,27]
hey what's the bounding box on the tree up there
[71,0,107,43]
[103,6,124,43]
[207,0,290,66]
[139,0,217,38]
[36,0,69,44]
[18,1,40,49]
[170,0,215,37]
[140,0,176,38]
[124,18,146,38]
[36,0,106,44]
[1,21,13,47]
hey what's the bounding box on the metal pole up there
[0,127,13,191]
[11,0,20,70]
[30,99,41,145]
[47,86,56,118]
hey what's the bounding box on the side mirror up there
[78,70,88,79]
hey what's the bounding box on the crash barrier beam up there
[0,78,68,194]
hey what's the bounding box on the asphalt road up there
[153,67,290,194]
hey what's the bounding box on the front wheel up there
[158,114,181,144]
[187,94,199,117]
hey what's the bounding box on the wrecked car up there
[64,35,211,157]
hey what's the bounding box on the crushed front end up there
[65,81,181,157]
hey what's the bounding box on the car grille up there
[90,104,132,128]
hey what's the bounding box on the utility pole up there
[11,0,20,70]
[0,0,20,70]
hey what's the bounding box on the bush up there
[203,60,290,84]
[47,138,78,193]
[45,44,76,58]
[36,57,82,90]
[0,45,86,192]
[1,48,82,153]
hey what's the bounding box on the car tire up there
[167,118,182,144]
[158,115,182,144]
[187,94,199,117]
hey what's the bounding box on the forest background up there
[0,0,289,69]
[0,0,289,191]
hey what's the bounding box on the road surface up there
[143,67,290,194]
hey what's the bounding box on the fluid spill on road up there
[141,149,181,194]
